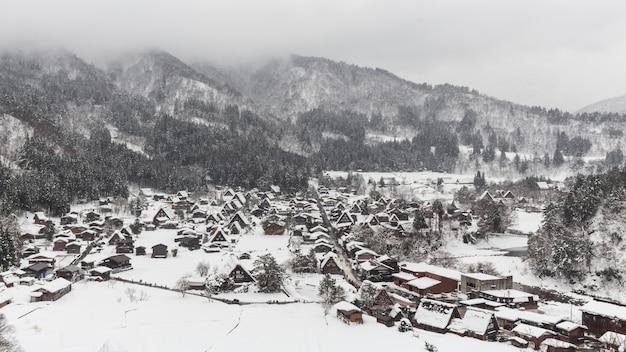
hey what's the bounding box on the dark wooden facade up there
[152,244,168,258]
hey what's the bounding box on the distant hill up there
[1,47,625,215]
[578,94,626,114]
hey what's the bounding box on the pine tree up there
[553,149,564,167]
[253,254,285,293]
[0,314,21,352]
[356,280,378,311]
[0,222,19,272]
[413,209,428,232]
[318,274,346,314]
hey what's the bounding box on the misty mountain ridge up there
[1,47,624,183]
[578,93,626,115]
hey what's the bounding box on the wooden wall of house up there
[582,312,626,337]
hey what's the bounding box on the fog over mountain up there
[2,0,626,112]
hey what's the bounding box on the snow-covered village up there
[0,169,624,352]
[3,2,626,352]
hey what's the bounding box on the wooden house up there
[555,321,587,345]
[358,260,394,281]
[599,331,626,351]
[335,301,363,324]
[66,242,82,254]
[60,213,78,225]
[229,221,243,235]
[35,278,72,301]
[511,323,557,350]
[108,232,123,246]
[580,299,626,337]
[335,211,354,228]
[78,230,96,241]
[151,244,168,258]
[135,246,146,256]
[26,253,55,265]
[495,307,564,332]
[228,263,255,284]
[538,339,576,352]
[354,248,378,262]
[460,273,513,294]
[55,265,82,282]
[319,252,342,275]
[186,277,207,290]
[101,254,131,271]
[371,289,395,315]
[217,256,255,285]
[23,262,53,279]
[414,299,461,333]
[313,242,333,254]
[152,207,175,226]
[448,307,499,341]
[206,212,224,224]
[178,237,200,250]
[83,210,101,223]
[53,237,69,251]
[90,266,112,281]
[478,289,538,309]
[405,277,443,295]
[208,227,231,247]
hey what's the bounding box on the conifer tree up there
[253,254,285,293]
[318,274,346,314]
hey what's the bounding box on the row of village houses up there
[311,186,626,351]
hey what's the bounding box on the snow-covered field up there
[3,281,528,352]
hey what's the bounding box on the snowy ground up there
[3,281,530,352]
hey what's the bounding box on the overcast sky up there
[2,0,626,112]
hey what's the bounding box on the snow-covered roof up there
[555,321,586,332]
[319,252,340,270]
[449,307,496,335]
[355,248,378,257]
[406,277,441,290]
[333,301,361,313]
[39,278,71,293]
[91,266,112,274]
[536,181,550,190]
[392,272,416,282]
[359,260,392,272]
[599,331,626,345]
[414,299,458,330]
[579,300,626,321]
[461,307,497,335]
[463,272,501,281]
[459,298,505,308]
[309,225,328,233]
[540,338,576,349]
[460,298,487,306]
[399,262,462,281]
[511,323,556,339]
[495,307,563,326]
[481,289,539,303]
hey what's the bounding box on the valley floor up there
[3,281,529,352]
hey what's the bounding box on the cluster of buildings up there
[314,184,624,351]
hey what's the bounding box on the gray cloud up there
[1,0,625,111]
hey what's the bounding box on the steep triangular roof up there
[449,307,498,336]
[319,252,341,272]
[415,299,460,330]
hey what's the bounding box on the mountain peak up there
[578,94,626,114]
